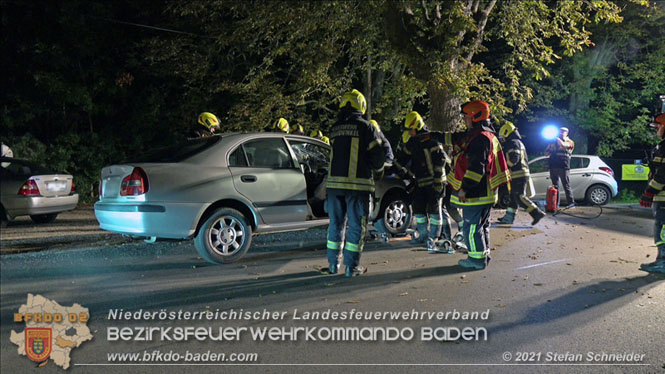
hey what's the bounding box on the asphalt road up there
[1,206,664,374]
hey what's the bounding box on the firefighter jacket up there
[546,137,575,169]
[502,132,530,180]
[647,138,665,202]
[439,124,510,206]
[326,109,386,193]
[394,131,448,192]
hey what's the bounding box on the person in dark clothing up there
[368,120,396,242]
[322,89,386,277]
[639,113,665,274]
[545,127,575,208]
[190,112,220,138]
[497,121,545,225]
[394,112,451,252]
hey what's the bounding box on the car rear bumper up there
[6,194,79,218]
[94,202,203,239]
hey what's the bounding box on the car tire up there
[585,184,611,206]
[30,213,58,224]
[194,208,253,264]
[379,192,412,235]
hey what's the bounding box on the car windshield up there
[125,136,221,163]
[0,157,55,176]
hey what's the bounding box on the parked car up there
[526,155,618,205]
[94,133,411,264]
[0,157,79,227]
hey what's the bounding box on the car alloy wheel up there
[195,208,253,264]
[586,184,611,206]
[384,198,410,234]
[208,215,245,256]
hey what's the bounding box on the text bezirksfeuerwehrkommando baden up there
[107,308,490,322]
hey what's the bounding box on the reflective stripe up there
[655,191,665,202]
[468,224,479,257]
[327,182,375,192]
[327,240,342,250]
[451,194,496,206]
[368,139,380,150]
[444,132,452,146]
[464,170,483,182]
[447,173,462,190]
[659,225,665,246]
[328,176,373,185]
[345,241,360,252]
[424,149,435,176]
[649,180,665,190]
[510,169,530,179]
[349,138,359,179]
[429,217,442,225]
[415,214,427,224]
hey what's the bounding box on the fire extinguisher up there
[546,186,559,212]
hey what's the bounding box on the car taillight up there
[120,167,149,196]
[71,178,76,193]
[18,179,40,196]
[599,167,614,178]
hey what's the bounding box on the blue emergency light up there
[541,125,559,140]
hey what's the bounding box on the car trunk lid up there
[30,174,73,197]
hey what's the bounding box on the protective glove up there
[640,190,655,208]
[457,189,467,202]
[405,178,417,195]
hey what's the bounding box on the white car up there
[527,155,618,205]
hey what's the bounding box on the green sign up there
[622,164,650,181]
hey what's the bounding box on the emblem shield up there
[25,328,52,362]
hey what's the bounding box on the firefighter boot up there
[497,209,515,224]
[458,257,488,270]
[530,209,546,226]
[640,246,665,274]
[411,215,428,245]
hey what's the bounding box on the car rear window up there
[125,136,221,163]
[0,157,55,176]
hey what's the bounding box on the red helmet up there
[461,100,490,122]
[655,113,665,126]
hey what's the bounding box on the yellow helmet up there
[309,129,323,139]
[404,111,424,130]
[369,120,380,131]
[339,89,367,114]
[401,130,411,144]
[272,118,289,133]
[290,124,304,135]
[321,136,330,145]
[499,121,517,138]
[198,112,220,130]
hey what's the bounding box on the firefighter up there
[497,121,546,225]
[290,124,305,135]
[191,112,220,138]
[394,111,450,252]
[639,113,665,274]
[270,118,290,133]
[323,89,386,277]
[310,129,325,140]
[545,127,575,208]
[442,100,510,270]
[369,120,395,242]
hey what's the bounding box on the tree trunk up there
[427,82,462,132]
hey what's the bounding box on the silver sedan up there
[1,157,78,226]
[94,133,410,264]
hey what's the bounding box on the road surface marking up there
[514,258,568,270]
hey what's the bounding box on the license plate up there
[46,181,67,192]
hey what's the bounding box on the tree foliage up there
[1,0,660,203]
